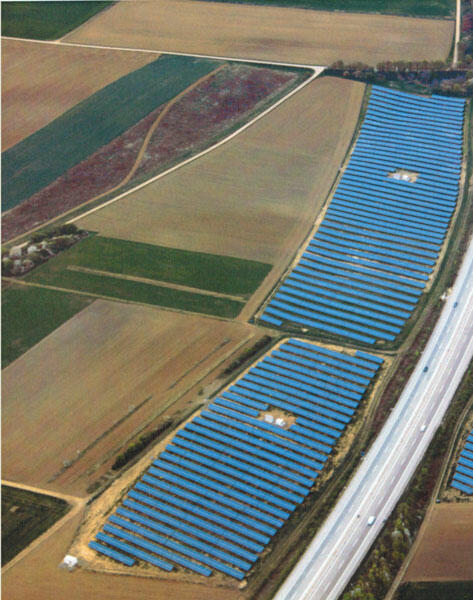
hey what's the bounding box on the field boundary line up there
[1,35,324,69]
[67,265,246,301]
[453,0,461,65]
[1,479,87,575]
[2,278,239,323]
[67,65,323,226]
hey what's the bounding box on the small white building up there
[9,246,23,259]
[275,418,286,428]
[60,555,78,570]
[264,414,275,424]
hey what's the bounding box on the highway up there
[274,234,473,600]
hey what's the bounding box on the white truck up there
[367,515,376,526]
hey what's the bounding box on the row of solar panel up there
[260,87,465,343]
[451,429,473,495]
[90,339,382,578]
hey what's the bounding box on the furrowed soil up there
[2,300,260,496]
[77,76,364,314]
[2,63,300,242]
[64,0,453,65]
[1,38,156,151]
[1,505,243,600]
[403,503,473,582]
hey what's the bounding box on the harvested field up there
[64,0,454,66]
[77,76,365,274]
[1,38,156,151]
[2,300,260,496]
[1,506,243,600]
[404,503,473,581]
[1,283,93,368]
[2,63,304,242]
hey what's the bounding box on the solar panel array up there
[89,338,382,578]
[260,87,465,344]
[450,427,473,495]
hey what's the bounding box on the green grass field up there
[1,1,113,40]
[1,485,70,566]
[2,54,222,212]
[397,581,473,600]
[23,235,272,318]
[27,235,272,296]
[2,284,93,368]
[200,0,454,17]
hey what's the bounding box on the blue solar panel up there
[103,523,212,576]
[96,531,174,571]
[455,465,473,481]
[212,397,260,416]
[128,488,265,552]
[108,516,246,577]
[177,428,313,487]
[89,540,135,566]
[159,450,296,513]
[112,509,252,570]
[121,500,259,561]
[170,436,310,497]
[185,420,317,480]
[140,473,277,535]
[221,390,269,411]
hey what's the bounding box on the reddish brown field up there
[404,503,473,581]
[2,63,299,242]
[1,506,243,600]
[1,38,156,151]
[2,300,260,496]
[65,0,453,65]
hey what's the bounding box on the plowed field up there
[2,300,259,496]
[1,39,156,151]
[64,0,453,65]
[404,503,473,581]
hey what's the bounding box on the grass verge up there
[1,283,92,368]
[1,485,70,566]
[1,1,113,40]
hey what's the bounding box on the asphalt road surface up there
[274,235,473,600]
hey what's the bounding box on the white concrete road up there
[274,235,473,600]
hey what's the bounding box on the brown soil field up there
[77,76,365,278]
[1,506,243,600]
[2,63,299,242]
[404,503,473,581]
[1,39,156,151]
[64,0,453,66]
[2,300,260,497]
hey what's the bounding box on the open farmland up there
[1,485,70,566]
[64,0,453,66]
[2,62,305,242]
[1,1,112,40]
[2,300,260,496]
[1,39,156,152]
[403,503,473,581]
[1,506,242,600]
[198,0,454,18]
[76,75,365,313]
[2,54,221,212]
[1,283,93,368]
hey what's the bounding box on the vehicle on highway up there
[423,366,429,372]
[420,424,427,432]
[454,301,458,308]
[367,515,376,526]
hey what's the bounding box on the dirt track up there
[64,0,453,65]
